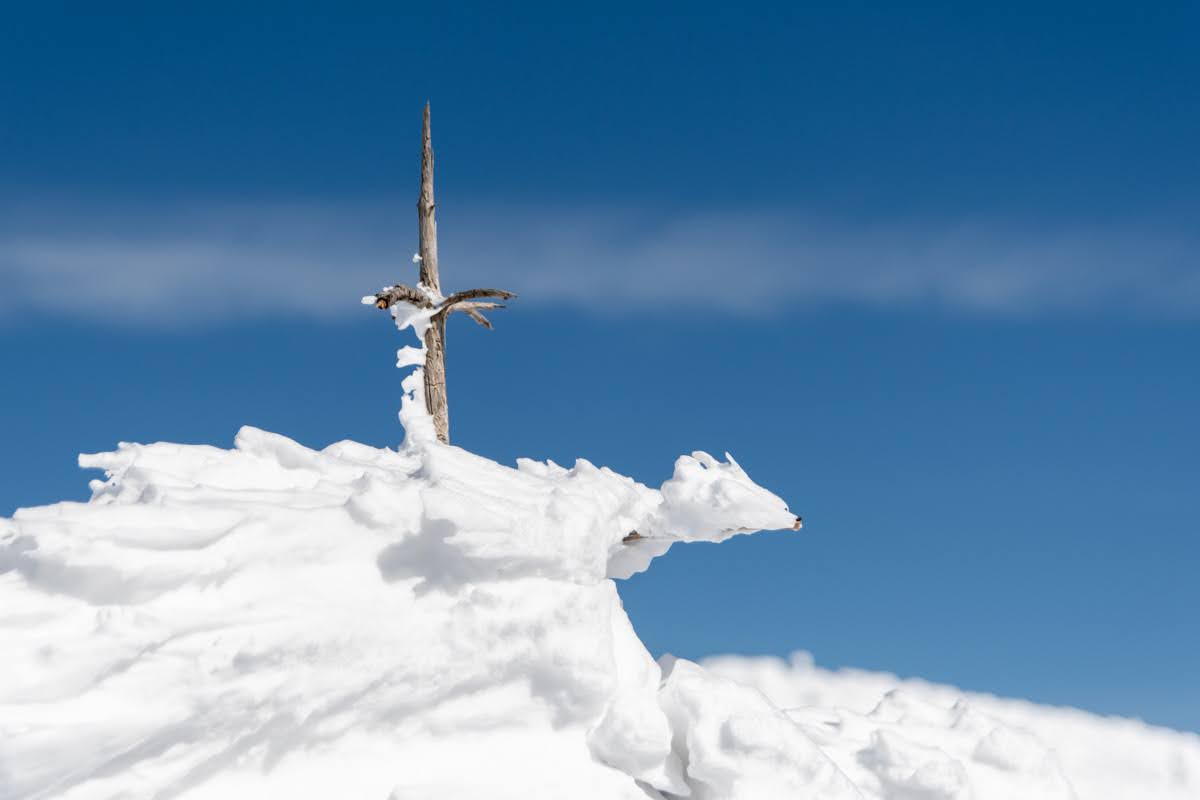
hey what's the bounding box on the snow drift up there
[0,424,800,799]
[701,653,1200,800]
[3,299,1197,799]
[3,428,1198,800]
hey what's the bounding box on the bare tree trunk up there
[369,105,515,445]
[417,103,450,443]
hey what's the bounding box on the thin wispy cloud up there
[1,200,1197,325]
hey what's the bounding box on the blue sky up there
[2,2,1198,730]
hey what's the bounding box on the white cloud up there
[1,200,1197,324]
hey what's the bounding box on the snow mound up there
[702,652,1200,800]
[2,428,1195,799]
[1,427,797,799]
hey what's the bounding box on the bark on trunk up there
[417,103,450,443]
[369,105,515,445]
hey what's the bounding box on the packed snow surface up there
[701,653,1200,800]
[2,429,1197,799]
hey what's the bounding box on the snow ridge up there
[2,337,1196,798]
[0,426,800,799]
[3,429,1198,798]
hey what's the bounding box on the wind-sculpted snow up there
[0,427,795,799]
[702,653,1200,800]
[2,431,1196,799]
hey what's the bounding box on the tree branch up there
[441,288,517,308]
[373,283,435,310]
[373,285,514,329]
[454,301,505,311]
[455,306,493,328]
[449,301,509,328]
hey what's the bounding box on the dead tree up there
[368,104,515,444]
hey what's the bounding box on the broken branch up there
[455,306,493,329]
[441,288,517,308]
[373,283,435,310]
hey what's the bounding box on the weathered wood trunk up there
[369,105,515,445]
[417,103,450,443]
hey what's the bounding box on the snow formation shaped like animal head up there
[653,451,800,543]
